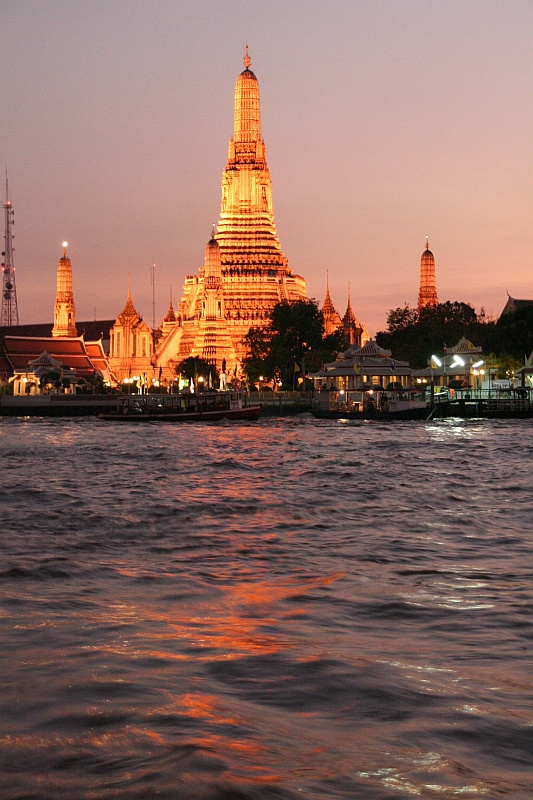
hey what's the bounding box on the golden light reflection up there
[91,572,348,664]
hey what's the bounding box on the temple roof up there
[164,289,176,323]
[322,273,336,314]
[1,320,114,340]
[3,336,109,378]
[116,286,142,325]
[343,292,363,331]
[499,295,533,317]
[452,336,482,355]
[343,339,393,358]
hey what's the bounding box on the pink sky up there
[1,0,531,336]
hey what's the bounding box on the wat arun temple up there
[151,47,309,380]
[1,49,368,388]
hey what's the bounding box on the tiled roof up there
[1,320,114,341]
[3,336,109,378]
[343,339,392,358]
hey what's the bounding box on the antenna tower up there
[1,175,19,326]
[151,261,156,331]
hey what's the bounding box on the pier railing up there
[432,387,533,417]
[433,387,532,403]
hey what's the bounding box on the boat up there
[311,388,434,421]
[99,390,261,422]
[0,393,122,417]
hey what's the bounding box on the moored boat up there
[0,393,121,417]
[312,388,434,421]
[99,390,261,422]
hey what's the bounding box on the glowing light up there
[62,241,68,248]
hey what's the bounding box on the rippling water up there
[0,416,531,799]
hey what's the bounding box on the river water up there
[0,415,531,800]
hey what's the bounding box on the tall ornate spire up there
[164,285,176,323]
[322,271,342,336]
[212,48,306,359]
[52,242,77,337]
[323,271,336,314]
[161,49,306,376]
[342,283,366,347]
[232,46,261,149]
[418,237,439,311]
[118,281,140,323]
[217,49,285,252]
[204,230,222,288]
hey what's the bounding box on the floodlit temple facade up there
[155,48,307,378]
[108,285,153,383]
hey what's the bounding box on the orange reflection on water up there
[179,692,240,728]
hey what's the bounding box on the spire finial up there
[62,241,68,257]
[127,273,131,298]
[211,223,216,239]
[426,235,429,251]
[243,44,251,70]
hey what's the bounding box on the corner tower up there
[52,243,77,337]
[418,237,439,311]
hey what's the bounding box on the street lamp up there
[431,355,444,393]
[471,360,484,392]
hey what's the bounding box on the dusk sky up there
[1,0,531,336]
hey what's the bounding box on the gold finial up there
[62,241,68,256]
[243,44,251,70]
[211,223,216,238]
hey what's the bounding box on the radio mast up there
[1,174,19,326]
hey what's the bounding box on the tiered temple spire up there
[343,284,364,347]
[418,236,439,311]
[157,48,307,376]
[322,272,342,336]
[52,243,77,337]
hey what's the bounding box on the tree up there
[175,356,217,388]
[376,301,490,368]
[386,305,418,333]
[243,299,344,387]
[241,326,273,384]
